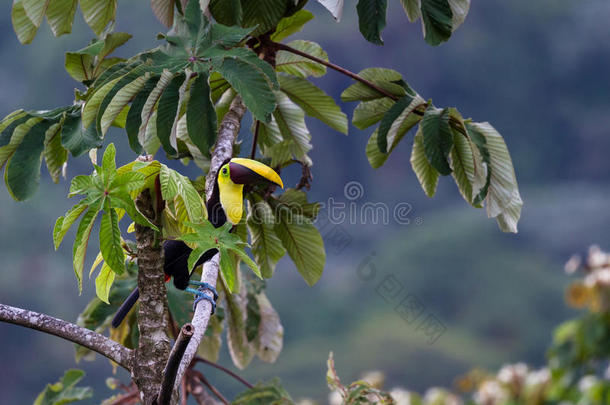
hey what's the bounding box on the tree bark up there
[0,302,133,370]
[133,188,171,404]
[174,95,247,392]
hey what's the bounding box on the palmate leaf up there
[99,204,125,275]
[159,164,206,222]
[356,0,387,45]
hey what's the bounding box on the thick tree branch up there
[133,188,171,404]
[158,324,194,405]
[0,303,132,370]
[175,96,247,392]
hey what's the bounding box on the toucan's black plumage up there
[111,158,283,328]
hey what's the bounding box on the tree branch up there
[158,324,194,405]
[192,356,253,389]
[133,188,171,404]
[250,120,260,159]
[192,370,230,405]
[0,303,132,370]
[174,95,247,392]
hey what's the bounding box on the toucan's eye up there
[222,167,228,175]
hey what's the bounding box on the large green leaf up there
[156,73,185,155]
[420,105,453,175]
[240,0,289,36]
[411,127,439,197]
[80,0,117,35]
[61,113,103,157]
[11,0,38,44]
[271,10,314,42]
[420,0,453,46]
[53,203,88,250]
[95,262,115,304]
[275,40,328,78]
[353,98,393,130]
[4,120,52,200]
[341,68,406,102]
[33,369,93,405]
[377,94,414,153]
[22,0,50,27]
[247,199,286,278]
[44,123,68,183]
[99,206,125,275]
[233,380,295,405]
[73,208,99,292]
[125,76,160,154]
[159,164,205,222]
[46,0,78,36]
[215,57,276,123]
[279,74,347,134]
[467,122,522,232]
[99,74,149,136]
[271,204,325,286]
[187,73,217,158]
[356,0,387,45]
[254,292,283,363]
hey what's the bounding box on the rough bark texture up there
[174,96,247,391]
[133,188,171,404]
[0,303,132,370]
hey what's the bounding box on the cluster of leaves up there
[232,379,295,405]
[344,67,522,232]
[33,369,92,405]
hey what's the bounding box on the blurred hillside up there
[1,0,610,403]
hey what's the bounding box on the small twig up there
[250,120,261,159]
[0,303,132,370]
[157,323,195,405]
[180,377,188,405]
[193,356,253,389]
[191,370,230,405]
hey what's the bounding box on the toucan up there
[111,158,283,328]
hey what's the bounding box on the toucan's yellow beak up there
[229,158,283,189]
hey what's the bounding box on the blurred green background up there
[1,0,610,403]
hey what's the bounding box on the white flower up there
[389,387,415,405]
[497,363,528,385]
[474,380,509,405]
[525,368,550,388]
[578,375,597,393]
[565,255,582,274]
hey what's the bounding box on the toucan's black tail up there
[111,287,139,328]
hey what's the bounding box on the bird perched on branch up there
[111,158,283,328]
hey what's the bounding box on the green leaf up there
[421,105,453,175]
[467,122,522,233]
[4,120,52,201]
[448,110,474,203]
[377,94,414,153]
[0,116,42,169]
[156,73,185,156]
[341,68,405,102]
[159,165,206,222]
[101,142,116,176]
[22,0,50,27]
[54,203,88,250]
[139,70,175,147]
[46,0,78,37]
[187,73,217,158]
[233,379,295,405]
[125,76,160,154]
[99,32,132,60]
[399,0,421,21]
[240,0,288,36]
[275,40,328,78]
[44,122,68,183]
[411,127,439,197]
[353,98,393,130]
[64,52,93,82]
[247,199,286,278]
[61,113,103,157]
[356,0,387,45]
[99,208,125,275]
[272,204,325,286]
[11,0,38,44]
[219,248,238,292]
[95,262,115,304]
[80,0,117,35]
[214,57,276,123]
[271,10,314,42]
[279,74,347,134]
[110,192,158,230]
[100,74,148,136]
[73,208,99,292]
[33,369,93,405]
[421,0,453,46]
